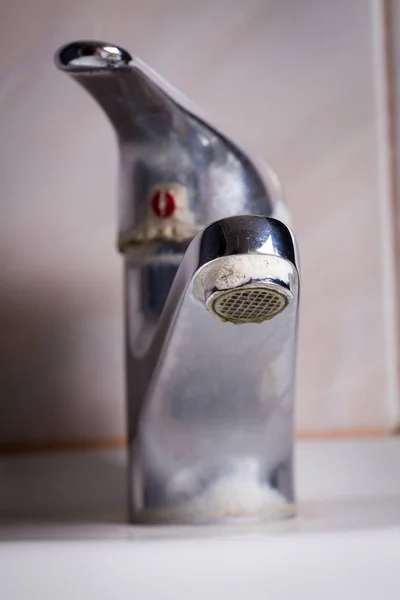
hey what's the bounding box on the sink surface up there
[1,438,400,599]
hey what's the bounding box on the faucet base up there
[128,454,296,525]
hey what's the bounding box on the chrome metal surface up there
[55,41,300,524]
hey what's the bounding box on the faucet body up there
[56,41,300,524]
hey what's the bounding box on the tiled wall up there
[0,0,398,449]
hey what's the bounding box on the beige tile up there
[0,0,396,445]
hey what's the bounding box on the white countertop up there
[1,438,400,599]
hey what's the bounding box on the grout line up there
[0,438,127,456]
[0,429,392,456]
[296,428,390,440]
[371,0,400,428]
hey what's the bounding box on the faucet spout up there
[127,215,299,523]
[55,40,300,524]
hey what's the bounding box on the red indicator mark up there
[151,190,177,218]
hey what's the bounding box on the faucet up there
[55,41,300,524]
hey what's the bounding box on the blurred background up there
[0,0,399,451]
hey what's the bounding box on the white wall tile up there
[0,0,396,445]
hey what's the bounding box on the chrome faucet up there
[55,41,300,524]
